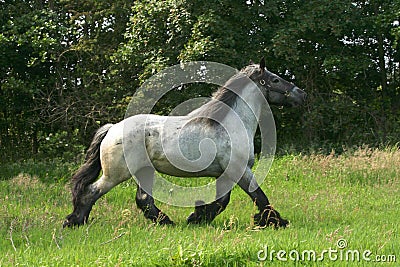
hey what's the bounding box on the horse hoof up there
[187,212,201,224]
[63,214,84,228]
[158,218,175,226]
[254,208,289,228]
[156,214,175,225]
[63,220,71,228]
[63,219,80,228]
[187,201,210,224]
[279,218,289,228]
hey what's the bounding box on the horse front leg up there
[135,167,174,225]
[237,168,289,228]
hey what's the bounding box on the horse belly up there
[150,156,222,177]
[147,141,224,177]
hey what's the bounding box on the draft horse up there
[63,58,306,228]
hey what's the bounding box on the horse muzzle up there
[290,87,307,107]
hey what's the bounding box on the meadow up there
[1,147,399,266]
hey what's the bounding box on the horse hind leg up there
[64,139,131,228]
[187,191,231,224]
[136,186,174,225]
[63,160,106,228]
[135,167,174,225]
[64,179,103,227]
[64,124,114,228]
[64,172,128,227]
[187,178,233,224]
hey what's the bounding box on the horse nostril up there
[303,92,307,101]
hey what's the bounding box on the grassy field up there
[1,147,399,266]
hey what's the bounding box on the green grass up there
[1,147,399,266]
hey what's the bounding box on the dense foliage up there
[1,0,399,160]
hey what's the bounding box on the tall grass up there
[1,147,399,266]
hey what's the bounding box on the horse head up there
[248,57,307,107]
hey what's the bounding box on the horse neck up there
[232,83,264,137]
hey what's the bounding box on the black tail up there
[71,124,113,208]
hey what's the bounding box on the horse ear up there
[259,57,266,70]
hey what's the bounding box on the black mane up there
[189,64,261,123]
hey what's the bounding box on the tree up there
[0,0,131,160]
[264,0,400,146]
[1,1,67,156]
[1,0,399,161]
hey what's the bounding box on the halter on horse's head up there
[244,57,307,107]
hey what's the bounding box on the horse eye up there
[272,78,280,84]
